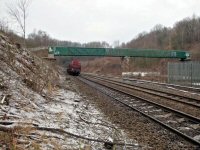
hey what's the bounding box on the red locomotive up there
[67,59,81,76]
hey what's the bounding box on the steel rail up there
[83,74,200,109]
[93,73,200,93]
[123,77,200,93]
[83,73,200,93]
[81,75,200,122]
[77,76,200,146]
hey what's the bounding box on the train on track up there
[67,59,81,76]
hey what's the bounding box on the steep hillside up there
[0,32,60,148]
[0,33,136,149]
[83,16,200,78]
[0,34,59,94]
[82,57,122,76]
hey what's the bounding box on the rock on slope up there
[0,33,59,94]
[0,32,59,148]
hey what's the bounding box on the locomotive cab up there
[67,59,81,76]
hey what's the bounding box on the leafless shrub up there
[7,0,31,46]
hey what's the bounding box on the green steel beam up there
[49,47,190,60]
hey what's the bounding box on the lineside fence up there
[168,61,200,87]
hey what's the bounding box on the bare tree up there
[7,0,31,46]
[0,19,9,32]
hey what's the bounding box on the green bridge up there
[48,47,190,60]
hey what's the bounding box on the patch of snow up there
[194,135,200,141]
[0,34,140,149]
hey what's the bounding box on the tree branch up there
[0,122,139,147]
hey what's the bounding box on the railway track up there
[78,75,200,147]
[83,74,200,110]
[123,77,200,93]
[95,74,200,94]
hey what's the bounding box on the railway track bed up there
[84,74,200,118]
[96,74,200,100]
[77,75,200,148]
[123,77,200,93]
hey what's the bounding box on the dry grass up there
[82,57,122,76]
[0,132,17,149]
[0,126,35,150]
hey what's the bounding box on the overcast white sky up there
[1,0,200,44]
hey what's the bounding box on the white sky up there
[1,0,200,44]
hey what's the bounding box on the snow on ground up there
[1,71,139,149]
[0,33,140,149]
[33,86,139,149]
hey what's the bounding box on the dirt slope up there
[0,33,139,149]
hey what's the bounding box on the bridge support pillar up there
[48,54,55,59]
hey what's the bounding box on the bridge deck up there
[48,47,190,60]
